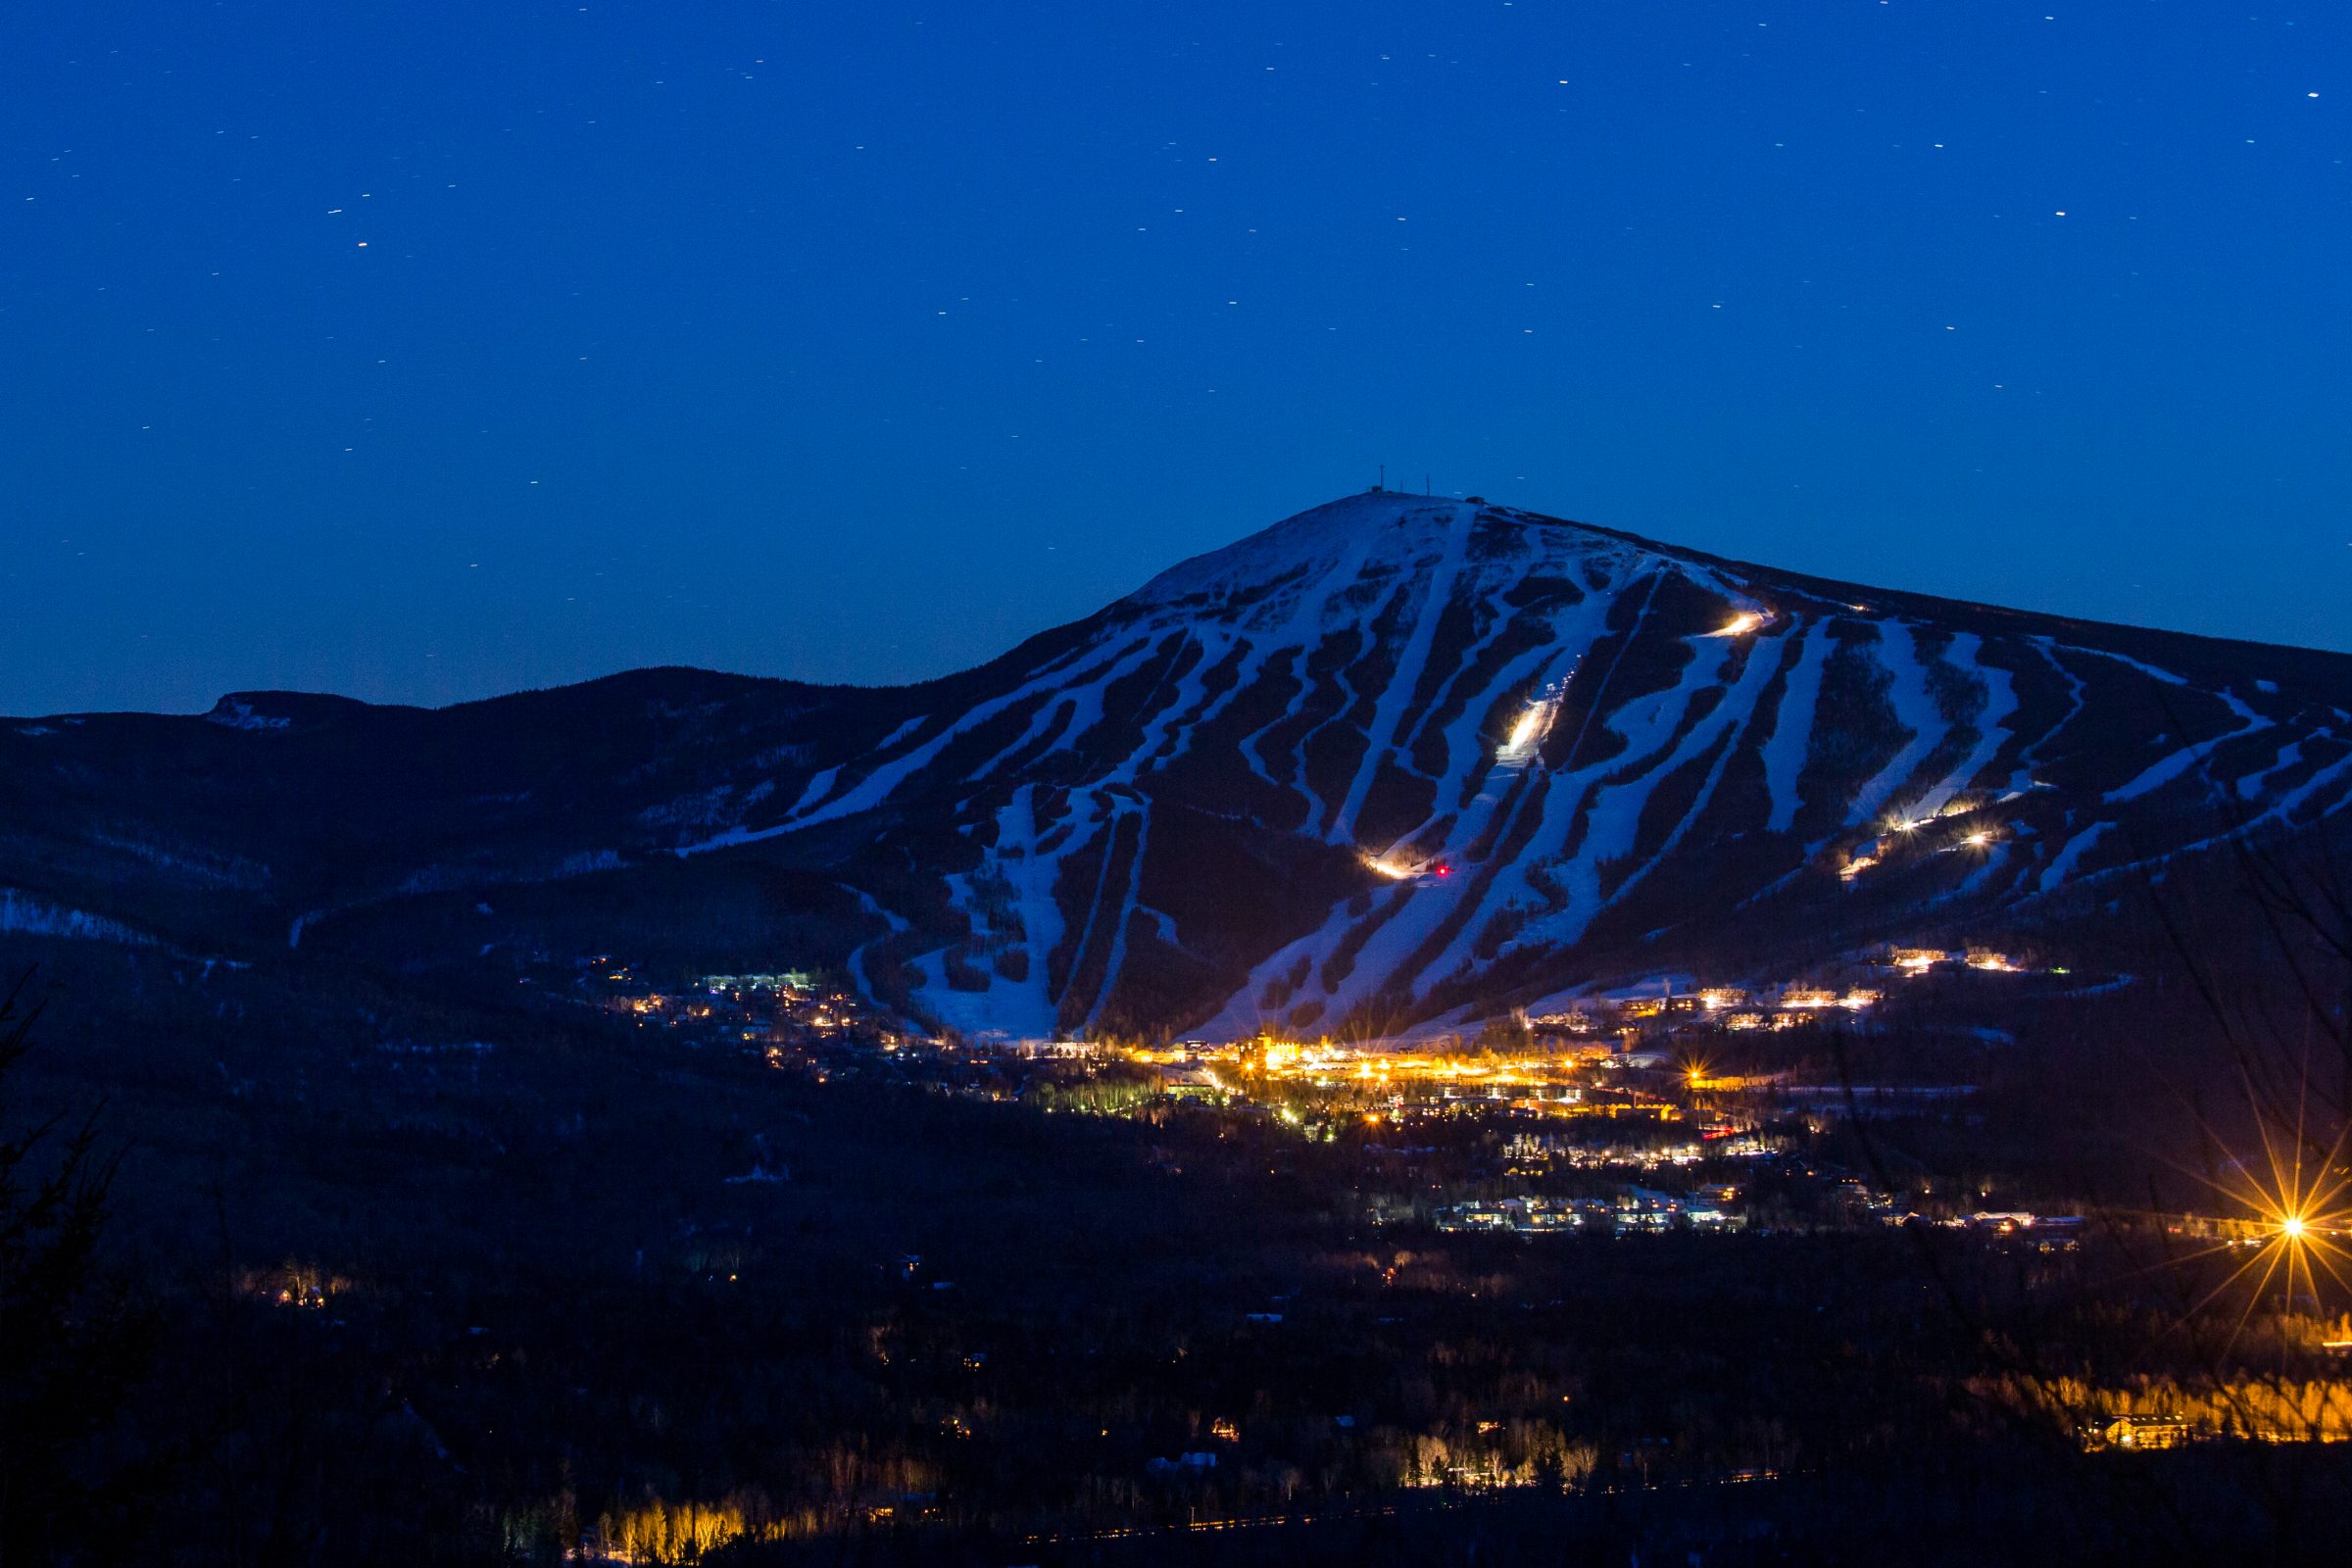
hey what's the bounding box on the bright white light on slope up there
[1709,611,1766,637]
[1500,684,1562,760]
[1364,855,1417,880]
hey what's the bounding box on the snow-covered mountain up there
[730,491,2350,1039]
[8,491,2350,1042]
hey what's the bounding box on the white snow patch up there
[205,698,290,731]
[1,888,155,947]
[788,765,840,815]
[2236,739,2308,802]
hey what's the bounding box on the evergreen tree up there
[0,972,154,1563]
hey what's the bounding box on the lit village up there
[560,941,2352,1475]
[589,943,2130,1253]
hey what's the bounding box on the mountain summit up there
[7,492,2351,1042]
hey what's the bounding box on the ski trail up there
[2235,737,2310,802]
[2038,821,2111,894]
[1326,504,1474,843]
[1595,629,1789,911]
[1413,596,1727,991]
[840,884,911,1010]
[1760,618,1828,833]
[2021,638,2088,773]
[2105,690,2272,804]
[1054,796,1126,1023]
[1912,633,2020,816]
[1082,811,1152,1035]
[1122,630,1230,776]
[678,641,1143,852]
[2058,644,2188,687]
[1844,620,1948,828]
[1199,588,1616,1037]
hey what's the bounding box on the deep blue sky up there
[3,1,2344,716]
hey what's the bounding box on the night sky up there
[3,1,2344,717]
